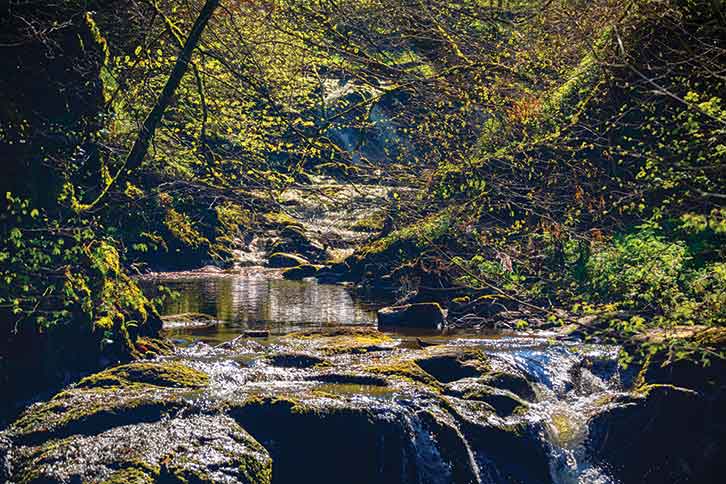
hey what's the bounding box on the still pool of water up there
[140,268,378,344]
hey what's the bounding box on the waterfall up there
[484,338,623,483]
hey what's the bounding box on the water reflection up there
[141,269,377,342]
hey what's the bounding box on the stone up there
[10,415,271,484]
[587,384,726,484]
[377,302,446,329]
[282,264,320,280]
[267,252,309,268]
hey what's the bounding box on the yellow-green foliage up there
[363,210,451,256]
[164,208,208,248]
[351,210,386,232]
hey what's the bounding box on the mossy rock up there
[229,394,477,484]
[414,347,490,383]
[480,371,537,402]
[444,397,552,483]
[587,383,724,484]
[263,211,303,228]
[132,336,175,358]
[76,361,208,389]
[377,303,446,329]
[351,211,386,232]
[267,252,310,268]
[11,415,271,484]
[99,466,155,484]
[365,359,441,389]
[445,380,527,416]
[282,263,320,280]
[283,328,394,355]
[10,362,207,444]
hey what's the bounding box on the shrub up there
[586,229,689,311]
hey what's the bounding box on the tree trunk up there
[124,0,220,173]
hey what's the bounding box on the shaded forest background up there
[1,0,724,411]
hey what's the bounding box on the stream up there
[139,268,625,484]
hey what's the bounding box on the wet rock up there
[10,415,271,484]
[8,361,207,445]
[272,226,328,262]
[161,312,218,329]
[414,347,490,383]
[269,353,326,368]
[480,371,537,402]
[446,398,553,483]
[282,263,320,280]
[445,379,527,416]
[0,434,10,483]
[307,373,388,386]
[229,395,479,484]
[321,259,361,283]
[587,384,726,483]
[377,302,446,329]
[267,252,309,268]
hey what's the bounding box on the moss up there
[263,211,303,228]
[238,452,273,484]
[362,210,451,256]
[164,207,209,248]
[10,362,207,444]
[76,361,208,389]
[283,328,393,355]
[550,412,578,443]
[10,387,186,445]
[366,360,441,389]
[99,466,156,484]
[132,337,175,358]
[351,211,386,232]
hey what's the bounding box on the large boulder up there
[377,302,446,329]
[7,361,208,446]
[9,415,272,484]
[587,384,726,483]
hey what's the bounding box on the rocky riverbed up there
[2,271,725,484]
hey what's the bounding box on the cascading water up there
[149,273,631,484]
[6,271,641,484]
[480,336,624,483]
